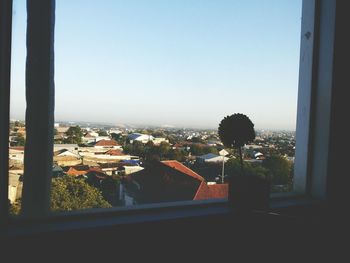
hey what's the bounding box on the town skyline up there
[10,117,296,132]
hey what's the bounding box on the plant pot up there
[228,174,271,212]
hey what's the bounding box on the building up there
[121,160,228,205]
[9,146,25,166]
[94,139,122,150]
[54,144,79,154]
[193,182,228,200]
[196,153,229,163]
[152,137,169,145]
[128,133,154,144]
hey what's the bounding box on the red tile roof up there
[161,160,204,182]
[95,139,119,147]
[9,146,25,151]
[66,167,89,176]
[193,182,228,200]
[105,149,125,156]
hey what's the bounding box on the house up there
[53,148,80,158]
[109,129,122,135]
[82,132,98,144]
[54,155,82,167]
[128,133,154,144]
[55,126,69,139]
[54,144,79,154]
[105,149,125,156]
[196,153,229,163]
[16,126,26,137]
[193,182,228,200]
[98,162,121,176]
[122,160,204,204]
[94,139,122,149]
[123,165,144,175]
[53,149,81,166]
[95,136,110,142]
[121,160,227,205]
[63,165,91,177]
[254,151,264,160]
[9,146,25,165]
[81,149,134,166]
[8,168,24,203]
[207,140,222,146]
[152,137,169,145]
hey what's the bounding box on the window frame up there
[0,0,13,225]
[0,0,337,235]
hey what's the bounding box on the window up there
[1,0,337,226]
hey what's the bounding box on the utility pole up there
[219,149,229,184]
[221,155,225,183]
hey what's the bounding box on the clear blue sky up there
[11,0,302,130]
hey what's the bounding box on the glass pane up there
[8,0,27,216]
[9,0,302,215]
[52,0,302,212]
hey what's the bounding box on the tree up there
[64,125,83,144]
[189,137,205,144]
[158,141,170,160]
[263,155,291,185]
[168,149,186,162]
[151,131,165,137]
[9,176,111,215]
[132,141,145,157]
[51,176,111,212]
[14,120,25,127]
[9,200,21,215]
[85,173,120,206]
[14,134,25,146]
[226,159,269,179]
[218,113,255,173]
[190,144,205,156]
[203,146,219,155]
[98,129,108,136]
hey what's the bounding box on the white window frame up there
[0,0,338,229]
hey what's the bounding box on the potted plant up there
[218,113,271,211]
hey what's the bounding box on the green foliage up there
[158,142,171,159]
[14,134,25,146]
[168,148,186,162]
[99,176,121,206]
[190,144,205,156]
[64,125,83,144]
[218,113,255,173]
[151,131,166,137]
[85,174,121,206]
[218,113,255,148]
[167,135,180,145]
[50,176,111,212]
[14,121,25,127]
[263,155,292,185]
[9,176,111,215]
[189,137,205,144]
[9,200,21,215]
[132,141,145,157]
[116,134,127,146]
[204,146,219,155]
[98,129,108,136]
[226,159,270,179]
[189,144,217,156]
